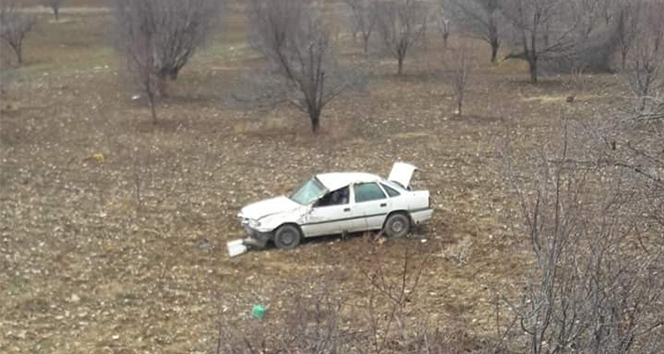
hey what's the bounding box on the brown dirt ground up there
[0,5,631,354]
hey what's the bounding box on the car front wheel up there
[274,224,302,250]
[384,213,411,238]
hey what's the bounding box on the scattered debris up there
[251,304,266,319]
[227,239,248,257]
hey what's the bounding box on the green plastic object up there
[251,305,266,319]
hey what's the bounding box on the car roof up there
[315,172,382,191]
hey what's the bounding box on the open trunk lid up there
[388,162,417,189]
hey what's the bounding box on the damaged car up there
[237,162,434,250]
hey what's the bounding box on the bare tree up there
[357,246,433,352]
[599,0,619,25]
[343,0,378,55]
[445,0,503,62]
[375,0,428,75]
[433,4,452,48]
[40,0,66,21]
[111,0,221,123]
[0,2,36,65]
[570,0,612,39]
[446,45,474,116]
[112,0,161,123]
[112,0,221,94]
[246,0,363,134]
[614,1,642,71]
[502,125,664,354]
[624,1,664,111]
[501,0,581,83]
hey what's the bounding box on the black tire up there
[274,224,302,250]
[384,213,411,239]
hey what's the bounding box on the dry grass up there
[0,5,632,354]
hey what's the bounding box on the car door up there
[352,182,391,231]
[300,187,356,237]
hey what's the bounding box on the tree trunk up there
[310,112,320,134]
[489,16,499,63]
[397,57,403,75]
[490,42,499,63]
[169,68,179,81]
[147,89,158,124]
[15,45,23,64]
[54,7,59,21]
[155,75,167,97]
[529,57,538,84]
[443,33,449,48]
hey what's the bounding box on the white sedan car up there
[238,162,434,249]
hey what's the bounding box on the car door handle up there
[343,208,351,212]
[380,203,387,207]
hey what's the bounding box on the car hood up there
[239,196,303,221]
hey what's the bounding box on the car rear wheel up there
[274,224,302,250]
[384,213,411,238]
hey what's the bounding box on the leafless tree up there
[445,0,503,62]
[375,0,429,75]
[111,0,221,94]
[569,0,613,39]
[501,0,582,83]
[615,1,642,71]
[0,2,36,65]
[111,0,221,123]
[246,0,363,134]
[502,125,664,354]
[40,0,66,21]
[433,4,452,48]
[357,247,429,351]
[112,0,160,123]
[343,0,378,54]
[624,2,664,111]
[599,0,619,25]
[446,45,474,116]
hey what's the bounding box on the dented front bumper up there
[242,226,272,248]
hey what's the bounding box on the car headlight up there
[245,218,261,228]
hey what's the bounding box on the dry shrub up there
[502,123,664,354]
[439,236,473,267]
[214,245,485,353]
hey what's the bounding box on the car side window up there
[381,183,401,197]
[354,183,386,203]
[316,187,350,207]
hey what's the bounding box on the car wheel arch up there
[381,209,413,232]
[382,210,411,229]
[276,222,304,236]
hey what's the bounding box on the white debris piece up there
[227,239,248,257]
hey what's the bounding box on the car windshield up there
[290,177,326,205]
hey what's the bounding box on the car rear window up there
[354,183,386,203]
[381,183,401,197]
